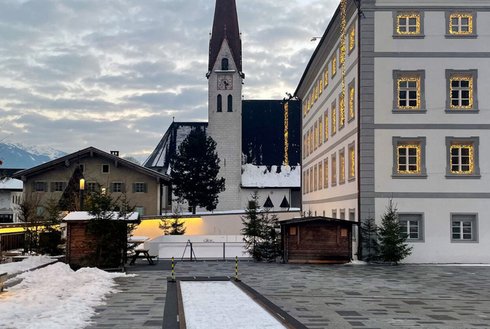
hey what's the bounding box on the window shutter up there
[43,182,48,192]
[144,183,148,193]
[132,183,136,193]
[109,183,114,193]
[121,183,126,193]
[50,182,55,192]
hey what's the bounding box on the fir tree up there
[160,205,186,235]
[241,193,281,262]
[378,200,412,264]
[360,217,379,262]
[58,166,84,211]
[171,128,225,214]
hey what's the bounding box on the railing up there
[158,241,250,260]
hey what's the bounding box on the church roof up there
[209,0,242,74]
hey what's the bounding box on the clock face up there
[217,75,233,90]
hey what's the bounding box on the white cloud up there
[0,0,339,159]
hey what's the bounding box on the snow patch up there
[0,262,129,329]
[0,178,23,190]
[241,164,300,188]
[0,255,54,276]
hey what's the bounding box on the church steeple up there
[208,0,242,75]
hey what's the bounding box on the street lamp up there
[79,178,85,210]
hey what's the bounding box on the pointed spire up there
[209,0,242,74]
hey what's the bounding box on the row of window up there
[216,94,233,112]
[399,213,478,243]
[303,81,356,159]
[78,163,110,174]
[393,136,480,178]
[303,142,356,195]
[303,23,356,118]
[395,11,476,37]
[33,181,149,193]
[393,69,478,112]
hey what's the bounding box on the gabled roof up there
[13,147,171,182]
[208,0,242,74]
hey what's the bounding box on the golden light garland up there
[450,144,474,174]
[339,151,346,183]
[397,144,421,174]
[319,162,323,189]
[339,0,347,130]
[350,146,355,179]
[396,13,421,35]
[397,77,421,109]
[324,112,329,141]
[318,117,323,145]
[349,25,356,52]
[449,13,473,35]
[331,105,337,134]
[324,159,329,188]
[331,56,337,76]
[449,76,473,109]
[349,85,355,119]
[283,102,289,165]
[324,68,329,88]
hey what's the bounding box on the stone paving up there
[88,261,490,329]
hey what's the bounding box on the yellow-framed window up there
[397,13,421,35]
[449,13,473,35]
[397,143,421,174]
[450,76,473,109]
[397,77,421,109]
[450,144,474,174]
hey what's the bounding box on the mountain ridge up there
[0,142,66,169]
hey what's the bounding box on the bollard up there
[171,257,176,281]
[234,256,239,281]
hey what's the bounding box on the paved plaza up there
[88,261,490,329]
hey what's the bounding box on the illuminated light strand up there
[449,13,473,35]
[450,144,474,174]
[349,25,356,52]
[340,0,347,131]
[331,105,337,134]
[449,76,473,109]
[350,147,356,178]
[397,144,421,174]
[339,152,346,182]
[397,77,421,110]
[349,85,355,119]
[396,13,421,35]
[284,102,289,165]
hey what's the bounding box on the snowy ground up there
[180,281,286,329]
[0,262,130,329]
[0,255,56,276]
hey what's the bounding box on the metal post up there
[190,242,193,261]
[234,256,239,281]
[171,257,175,281]
[223,242,225,260]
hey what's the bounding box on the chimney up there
[110,151,119,157]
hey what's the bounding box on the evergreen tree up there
[378,200,412,264]
[171,128,225,214]
[84,191,136,268]
[39,197,63,255]
[160,205,186,235]
[241,193,281,262]
[360,217,379,262]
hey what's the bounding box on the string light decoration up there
[397,77,421,109]
[339,150,346,183]
[349,146,356,179]
[349,85,355,119]
[324,112,329,142]
[339,0,347,130]
[331,105,337,135]
[283,102,289,165]
[324,68,329,88]
[349,25,356,52]
[397,144,421,174]
[450,76,473,109]
[450,144,474,174]
[331,56,337,76]
[396,13,421,35]
[339,93,346,128]
[449,13,473,35]
[324,159,329,188]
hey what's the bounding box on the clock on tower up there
[217,75,233,90]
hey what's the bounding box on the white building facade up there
[297,0,490,263]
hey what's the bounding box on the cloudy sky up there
[0,0,338,162]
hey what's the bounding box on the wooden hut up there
[281,217,357,264]
[63,211,140,268]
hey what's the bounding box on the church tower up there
[207,0,244,211]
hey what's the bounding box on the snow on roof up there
[0,178,23,190]
[241,164,300,188]
[63,211,139,222]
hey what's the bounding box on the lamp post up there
[79,178,85,210]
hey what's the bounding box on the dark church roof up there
[144,100,301,175]
[208,0,242,74]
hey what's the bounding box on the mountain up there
[0,143,66,169]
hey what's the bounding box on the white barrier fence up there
[145,235,250,260]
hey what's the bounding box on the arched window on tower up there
[227,95,233,112]
[221,58,229,70]
[217,94,222,112]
